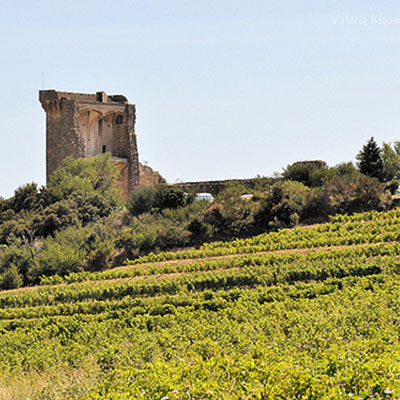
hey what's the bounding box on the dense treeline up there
[0,137,399,288]
[0,154,122,289]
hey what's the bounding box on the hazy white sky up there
[2,0,400,197]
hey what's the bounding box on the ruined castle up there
[39,90,164,199]
[39,89,270,199]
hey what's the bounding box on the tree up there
[0,265,23,290]
[381,141,400,181]
[28,225,115,283]
[12,183,42,212]
[356,137,384,180]
[155,186,187,210]
[283,161,330,187]
[326,174,389,214]
[254,180,310,230]
[0,244,33,284]
[127,186,187,217]
[32,200,80,237]
[331,162,360,178]
[46,153,123,206]
[32,191,112,238]
[127,187,157,216]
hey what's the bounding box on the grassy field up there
[2,209,400,399]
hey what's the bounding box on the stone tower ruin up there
[39,90,140,198]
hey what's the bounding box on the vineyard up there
[2,209,400,399]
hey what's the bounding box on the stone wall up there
[40,92,85,180]
[174,177,275,196]
[139,163,165,187]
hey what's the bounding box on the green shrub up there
[32,192,113,238]
[0,264,23,290]
[29,241,84,283]
[0,215,34,245]
[33,200,80,237]
[0,244,33,282]
[327,175,390,214]
[12,183,43,213]
[28,225,116,283]
[127,186,187,217]
[47,153,123,206]
[127,187,157,216]
[283,161,330,187]
[255,180,310,231]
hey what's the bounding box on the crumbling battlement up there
[40,90,129,105]
[139,162,165,187]
[39,89,140,197]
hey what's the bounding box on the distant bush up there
[33,200,80,237]
[118,213,191,260]
[0,244,33,284]
[127,186,187,217]
[12,183,42,212]
[0,215,34,245]
[0,264,23,290]
[283,161,330,187]
[326,174,390,214]
[126,187,158,216]
[255,180,310,230]
[28,225,115,284]
[32,192,112,238]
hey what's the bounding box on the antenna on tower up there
[42,72,45,89]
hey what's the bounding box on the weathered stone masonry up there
[39,90,142,199]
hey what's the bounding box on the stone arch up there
[79,109,104,156]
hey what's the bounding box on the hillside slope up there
[1,209,400,399]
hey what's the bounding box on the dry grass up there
[0,360,101,400]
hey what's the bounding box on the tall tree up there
[381,141,400,181]
[356,137,384,180]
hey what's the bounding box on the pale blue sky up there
[2,1,400,197]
